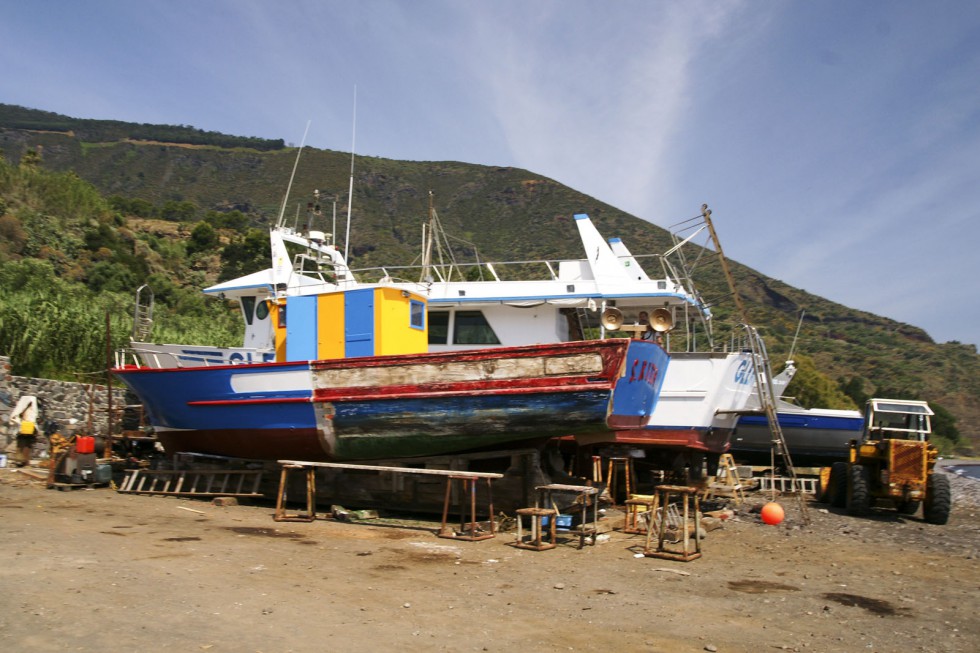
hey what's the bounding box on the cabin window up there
[428,311,450,345]
[240,297,256,325]
[255,299,270,321]
[453,310,501,345]
[410,300,425,330]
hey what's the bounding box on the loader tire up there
[923,473,951,525]
[828,461,848,508]
[846,464,870,516]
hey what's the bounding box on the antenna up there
[344,87,356,265]
[276,120,311,229]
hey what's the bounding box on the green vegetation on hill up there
[0,103,284,151]
[0,154,241,378]
[0,106,976,453]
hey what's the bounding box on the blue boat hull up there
[731,409,863,466]
[114,339,669,462]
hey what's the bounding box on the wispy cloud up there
[459,2,748,219]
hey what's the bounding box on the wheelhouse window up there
[453,310,500,345]
[410,300,425,330]
[428,311,450,345]
[240,296,256,325]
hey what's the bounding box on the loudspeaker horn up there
[600,307,624,330]
[650,307,674,332]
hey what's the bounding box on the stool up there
[623,494,659,535]
[274,464,317,522]
[513,507,558,551]
[643,484,702,562]
[605,457,634,505]
[438,475,496,541]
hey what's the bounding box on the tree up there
[930,403,960,444]
[838,376,870,407]
[109,195,157,218]
[187,221,218,255]
[219,229,269,281]
[160,199,197,221]
[86,260,138,293]
[204,209,248,232]
[782,355,858,410]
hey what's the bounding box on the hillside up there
[0,105,976,452]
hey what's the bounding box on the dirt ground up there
[1,465,977,653]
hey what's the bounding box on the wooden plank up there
[277,459,503,479]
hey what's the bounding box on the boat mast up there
[421,191,435,282]
[344,87,356,265]
[701,204,749,325]
[276,121,311,229]
[787,309,806,363]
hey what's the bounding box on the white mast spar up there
[276,120,311,229]
[344,87,356,267]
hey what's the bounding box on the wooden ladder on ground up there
[118,468,264,498]
[701,454,746,505]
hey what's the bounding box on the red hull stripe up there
[612,429,731,452]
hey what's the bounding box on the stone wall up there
[0,356,12,451]
[0,355,127,452]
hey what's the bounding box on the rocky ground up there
[0,462,977,653]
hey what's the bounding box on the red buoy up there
[761,502,785,525]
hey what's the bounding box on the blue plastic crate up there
[541,514,573,530]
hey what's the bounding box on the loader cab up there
[862,398,933,442]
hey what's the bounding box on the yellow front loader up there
[817,399,951,525]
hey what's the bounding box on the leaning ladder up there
[700,204,808,524]
[744,324,809,523]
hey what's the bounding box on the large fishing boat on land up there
[115,198,756,470]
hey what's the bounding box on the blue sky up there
[3,1,979,347]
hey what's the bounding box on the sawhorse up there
[439,475,498,541]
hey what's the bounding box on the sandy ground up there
[1,466,977,653]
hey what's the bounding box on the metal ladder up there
[118,468,264,498]
[132,284,154,342]
[743,324,809,523]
